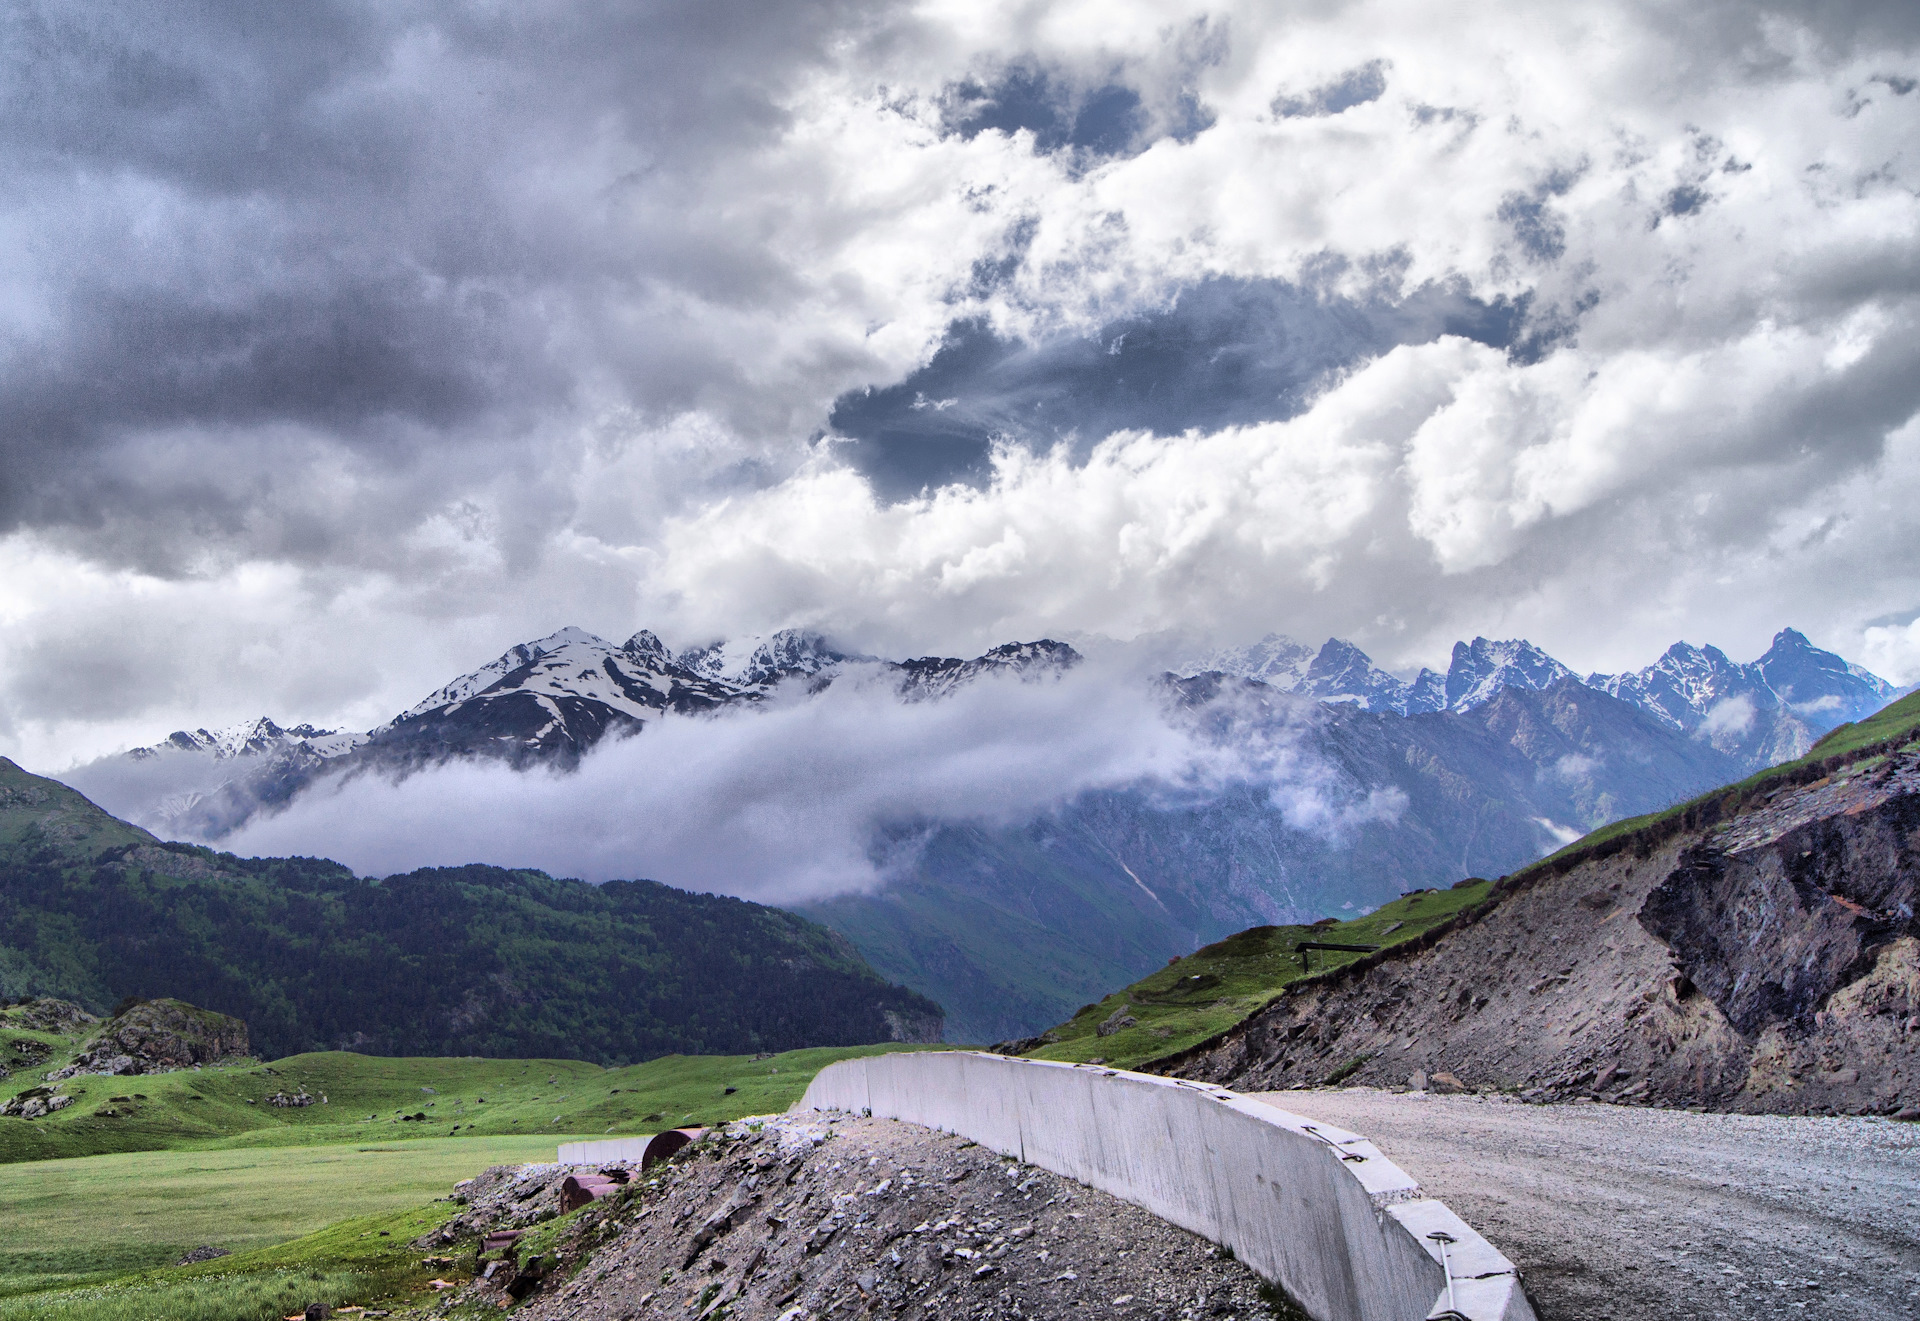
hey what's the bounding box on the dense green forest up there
[0,758,942,1062]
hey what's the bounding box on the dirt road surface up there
[1255,1088,1920,1321]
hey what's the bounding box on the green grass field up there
[0,1037,940,1165]
[0,1039,939,1317]
[1022,880,1495,1071]
[1,1200,466,1321]
[0,1136,558,1298]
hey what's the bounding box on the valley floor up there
[1256,1088,1920,1321]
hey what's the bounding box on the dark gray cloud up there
[0,0,879,556]
[826,276,1527,498]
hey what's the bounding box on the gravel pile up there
[453,1113,1296,1320]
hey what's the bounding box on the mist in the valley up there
[209,663,1389,904]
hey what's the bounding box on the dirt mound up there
[47,998,249,1079]
[1167,747,1920,1116]
[446,1114,1294,1320]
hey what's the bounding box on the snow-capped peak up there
[127,716,363,763]
[679,629,864,687]
[1443,638,1575,711]
[395,627,624,719]
[1189,634,1315,689]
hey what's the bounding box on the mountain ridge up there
[0,756,942,1061]
[50,622,1904,1043]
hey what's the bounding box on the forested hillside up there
[0,759,941,1061]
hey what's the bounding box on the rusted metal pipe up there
[641,1126,704,1170]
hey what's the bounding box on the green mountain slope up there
[0,758,941,1061]
[1008,880,1496,1071]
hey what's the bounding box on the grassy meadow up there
[0,1036,939,1165]
[0,1137,557,1298]
[0,1200,465,1321]
[0,1039,938,1317]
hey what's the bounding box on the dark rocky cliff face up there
[1165,748,1920,1116]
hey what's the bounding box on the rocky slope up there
[1163,711,1920,1116]
[435,1113,1293,1320]
[44,997,250,1080]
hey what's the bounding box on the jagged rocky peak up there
[1190,634,1315,687]
[741,630,867,686]
[621,629,673,666]
[895,638,1083,699]
[1587,627,1894,736]
[1299,639,1411,714]
[1754,627,1895,717]
[129,716,354,763]
[1185,636,1436,715]
[678,629,864,686]
[979,639,1081,670]
[1443,637,1575,711]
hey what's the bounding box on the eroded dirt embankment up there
[1167,748,1920,1116]
[436,1114,1293,1320]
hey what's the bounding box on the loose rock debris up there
[437,1113,1299,1320]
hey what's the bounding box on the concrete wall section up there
[558,1136,654,1164]
[798,1052,1532,1321]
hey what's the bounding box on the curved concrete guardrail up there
[797,1051,1532,1321]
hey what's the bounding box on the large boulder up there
[1,998,98,1034]
[1,1087,74,1119]
[47,999,249,1079]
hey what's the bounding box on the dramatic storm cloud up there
[3,0,1920,769]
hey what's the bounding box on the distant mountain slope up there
[0,758,941,1061]
[1191,626,1894,761]
[1162,693,1920,1116]
[807,676,1749,1041]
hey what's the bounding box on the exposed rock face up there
[880,1009,944,1044]
[2,998,98,1034]
[1,1087,75,1119]
[47,998,249,1080]
[1167,747,1920,1116]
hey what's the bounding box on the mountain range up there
[56,624,1901,1042]
[1194,627,1895,763]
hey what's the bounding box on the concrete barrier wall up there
[797,1052,1532,1321]
[558,1136,654,1164]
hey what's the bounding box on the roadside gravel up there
[458,1113,1295,1320]
[1255,1088,1920,1321]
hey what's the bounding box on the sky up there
[5,0,1920,771]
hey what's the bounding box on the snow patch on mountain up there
[1443,637,1576,710]
[1190,626,1895,743]
[679,629,867,687]
[128,717,364,763]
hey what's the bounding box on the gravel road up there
[1254,1088,1920,1321]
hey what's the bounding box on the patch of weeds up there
[1324,1054,1372,1086]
